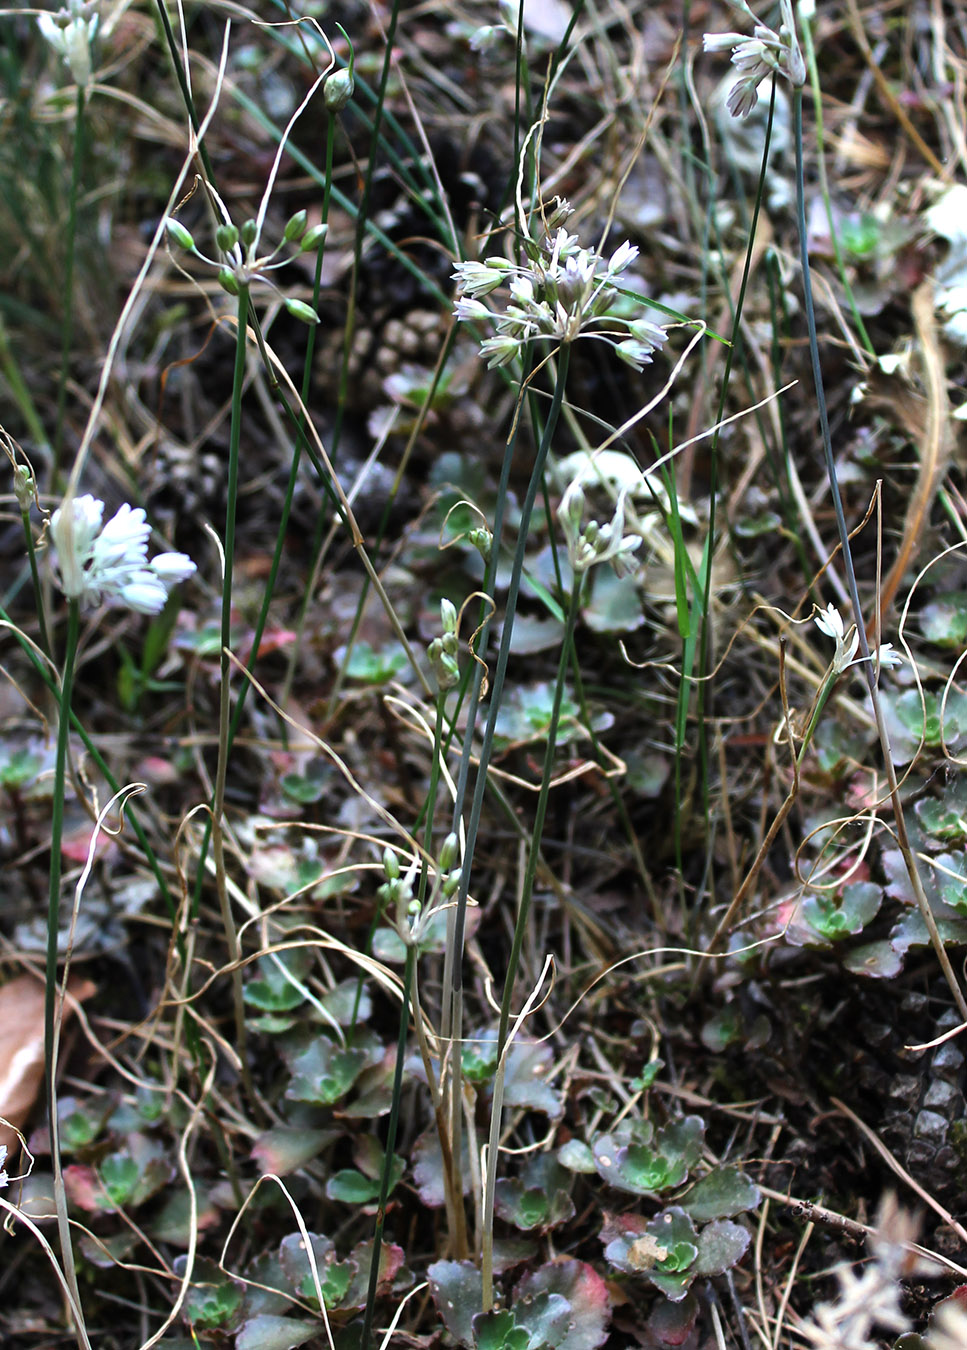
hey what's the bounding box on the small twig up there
[829,1096,967,1248]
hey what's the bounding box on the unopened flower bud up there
[285,298,320,325]
[215,223,239,254]
[324,67,354,113]
[468,526,492,562]
[428,639,459,690]
[544,196,574,230]
[383,847,400,881]
[439,832,459,871]
[166,218,194,251]
[241,219,258,248]
[442,867,462,898]
[300,223,329,252]
[13,464,34,514]
[283,209,308,242]
[440,597,458,635]
[217,267,240,296]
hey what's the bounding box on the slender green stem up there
[53,85,85,478]
[210,285,251,1086]
[792,88,967,1020]
[46,599,85,1339]
[481,568,582,1309]
[154,0,216,183]
[21,510,51,659]
[443,346,571,1269]
[359,942,414,1350]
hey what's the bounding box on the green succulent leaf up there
[693,1218,751,1277]
[429,1260,484,1347]
[472,1309,532,1350]
[681,1166,760,1221]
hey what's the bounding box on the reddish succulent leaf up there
[646,1290,699,1346]
[250,1127,338,1176]
[514,1259,610,1350]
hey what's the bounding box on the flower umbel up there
[703,0,805,118]
[814,602,902,676]
[558,481,642,577]
[166,203,326,324]
[49,494,195,614]
[452,212,667,371]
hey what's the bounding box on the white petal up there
[814,602,844,640]
[118,574,168,614]
[150,552,196,582]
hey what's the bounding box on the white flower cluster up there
[814,603,901,675]
[49,495,195,615]
[703,0,805,118]
[37,0,99,89]
[452,205,667,371]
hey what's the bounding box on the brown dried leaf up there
[0,973,96,1163]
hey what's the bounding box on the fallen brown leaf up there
[0,972,96,1165]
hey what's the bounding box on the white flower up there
[703,0,805,118]
[38,1,99,88]
[814,602,861,673]
[814,603,903,676]
[49,494,195,614]
[452,212,666,369]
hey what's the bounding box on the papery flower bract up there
[49,494,195,614]
[38,0,99,88]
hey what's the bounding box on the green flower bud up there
[241,219,258,248]
[13,464,34,514]
[439,832,459,871]
[215,223,239,254]
[468,526,492,562]
[165,218,194,251]
[217,267,240,296]
[442,867,461,898]
[284,298,320,325]
[300,223,329,252]
[324,67,354,113]
[440,597,458,635]
[383,847,400,881]
[283,209,308,242]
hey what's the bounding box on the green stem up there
[210,285,251,1088]
[46,599,86,1340]
[359,941,414,1350]
[53,85,85,478]
[481,569,582,1310]
[21,510,51,659]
